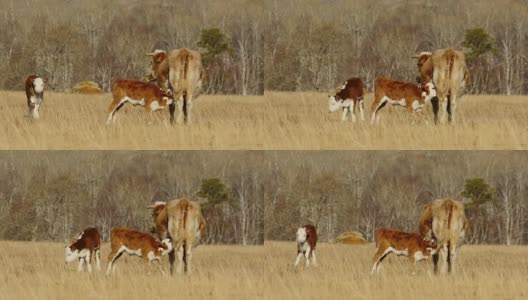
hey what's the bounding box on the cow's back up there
[166,198,203,244]
[431,48,467,97]
[168,48,204,95]
[429,198,466,245]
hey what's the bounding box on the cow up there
[413,48,469,124]
[294,224,317,267]
[25,75,47,119]
[106,227,173,275]
[371,228,437,275]
[64,227,101,273]
[370,77,437,125]
[147,198,206,274]
[107,79,173,125]
[328,78,365,122]
[418,198,469,274]
[145,48,206,124]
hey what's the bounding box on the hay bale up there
[71,81,103,94]
[334,231,369,245]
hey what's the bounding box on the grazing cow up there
[294,224,317,267]
[107,79,173,124]
[328,78,365,122]
[145,48,206,124]
[106,227,173,275]
[371,228,437,275]
[418,198,469,274]
[147,198,206,274]
[25,75,47,119]
[370,77,437,124]
[64,227,101,272]
[413,48,469,124]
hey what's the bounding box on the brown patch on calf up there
[333,77,365,104]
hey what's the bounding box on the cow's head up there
[145,50,167,82]
[413,52,432,84]
[423,238,437,255]
[296,227,308,243]
[64,244,80,263]
[328,95,344,113]
[33,77,47,93]
[147,201,169,239]
[157,238,173,256]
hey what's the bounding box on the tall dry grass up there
[265,241,528,300]
[1,91,527,149]
[0,241,264,299]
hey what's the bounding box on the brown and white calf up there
[370,77,437,124]
[107,79,174,124]
[64,227,101,272]
[106,227,173,275]
[294,224,317,267]
[328,77,365,122]
[371,228,437,274]
[25,75,47,119]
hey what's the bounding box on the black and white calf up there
[25,75,47,119]
[294,224,318,267]
[328,78,365,122]
[64,227,102,272]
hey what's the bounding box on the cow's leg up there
[432,252,439,274]
[438,243,449,274]
[85,252,92,273]
[176,96,185,124]
[409,255,416,275]
[77,258,85,272]
[185,94,193,124]
[440,96,449,124]
[294,251,303,267]
[168,249,176,275]
[370,97,388,125]
[176,245,185,273]
[449,243,457,273]
[450,94,457,124]
[350,101,356,123]
[168,103,176,124]
[359,98,365,121]
[304,247,311,267]
[311,250,317,267]
[106,248,124,275]
[185,243,193,274]
[431,97,439,124]
[33,104,40,119]
[95,249,101,271]
[371,247,390,274]
[341,107,348,122]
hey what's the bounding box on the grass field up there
[1,91,527,150]
[0,241,264,299]
[265,241,528,300]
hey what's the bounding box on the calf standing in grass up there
[371,228,437,275]
[25,75,47,119]
[107,79,173,125]
[370,77,437,124]
[328,78,365,122]
[294,224,317,267]
[106,227,173,275]
[64,227,101,272]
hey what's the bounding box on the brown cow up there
[25,75,47,119]
[64,227,101,272]
[145,48,206,124]
[294,224,317,267]
[328,78,365,122]
[147,198,206,274]
[370,77,437,124]
[371,228,437,275]
[107,79,173,125]
[418,198,469,274]
[106,227,173,275]
[413,49,469,124]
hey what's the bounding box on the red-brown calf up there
[25,75,47,119]
[371,228,437,274]
[65,227,101,272]
[294,224,318,267]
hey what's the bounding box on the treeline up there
[0,151,264,245]
[1,151,527,245]
[262,151,528,245]
[264,0,528,94]
[0,0,264,95]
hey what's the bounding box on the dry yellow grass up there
[0,241,264,299]
[265,241,528,300]
[1,91,527,150]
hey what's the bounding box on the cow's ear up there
[146,205,155,209]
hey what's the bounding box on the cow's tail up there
[446,200,454,230]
